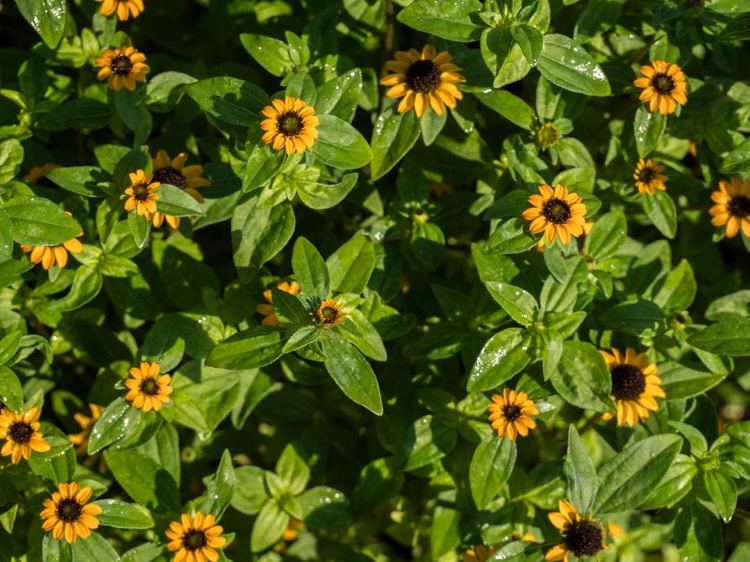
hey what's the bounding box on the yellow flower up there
[522,184,587,246]
[256,281,302,327]
[24,163,59,182]
[123,169,160,219]
[273,518,304,553]
[315,298,346,328]
[260,97,319,155]
[20,212,84,270]
[600,347,665,427]
[380,45,464,118]
[165,512,227,562]
[709,177,750,238]
[462,544,496,562]
[96,0,144,20]
[0,407,51,464]
[633,60,688,115]
[150,150,210,229]
[40,482,102,544]
[546,499,606,562]
[487,388,538,440]
[124,361,173,412]
[95,46,149,91]
[633,158,667,195]
[68,404,104,455]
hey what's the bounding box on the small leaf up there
[564,425,597,514]
[537,34,611,96]
[321,335,383,415]
[469,436,516,509]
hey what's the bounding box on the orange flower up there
[633,60,688,115]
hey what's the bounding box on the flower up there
[600,347,665,427]
[150,150,210,229]
[537,122,561,149]
[95,46,149,91]
[260,97,319,155]
[462,545,496,562]
[166,512,227,562]
[273,518,304,553]
[380,45,464,118]
[487,389,538,440]
[709,177,750,238]
[20,212,84,270]
[0,407,51,464]
[68,404,104,455]
[634,60,687,115]
[256,281,302,326]
[522,184,587,246]
[24,163,59,182]
[633,158,667,195]
[40,482,102,544]
[96,0,144,20]
[315,298,346,328]
[123,169,160,219]
[546,499,606,562]
[124,361,173,412]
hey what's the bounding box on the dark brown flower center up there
[110,55,133,76]
[564,519,604,558]
[638,166,656,183]
[133,183,150,201]
[610,364,646,401]
[406,59,441,93]
[9,422,33,444]
[728,195,750,218]
[183,530,207,551]
[140,378,159,396]
[152,166,186,189]
[57,499,83,523]
[278,112,303,136]
[503,404,522,422]
[652,73,674,95]
[319,306,339,324]
[542,198,571,224]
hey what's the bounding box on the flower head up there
[633,158,667,195]
[0,407,51,464]
[166,512,226,562]
[487,389,538,440]
[68,404,104,455]
[600,348,665,427]
[124,361,173,412]
[260,97,319,155]
[24,163,59,183]
[96,0,144,20]
[546,499,606,562]
[462,545,496,562]
[150,150,210,229]
[123,169,160,219]
[709,177,750,239]
[256,281,302,327]
[20,212,83,270]
[40,482,101,544]
[537,122,561,149]
[380,45,464,118]
[522,184,587,246]
[634,60,687,115]
[315,298,346,328]
[95,46,149,91]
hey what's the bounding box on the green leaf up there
[298,487,351,529]
[659,361,727,400]
[564,425,597,514]
[550,341,612,412]
[469,435,516,509]
[156,185,204,216]
[485,281,538,326]
[276,442,311,496]
[27,431,75,485]
[592,434,682,514]
[537,34,611,96]
[720,12,750,42]
[396,0,483,42]
[474,89,536,130]
[251,500,289,552]
[601,299,663,336]
[296,173,358,210]
[403,415,457,471]
[292,237,329,298]
[0,139,23,186]
[45,166,109,198]
[687,317,750,356]
[186,77,269,126]
[70,532,120,561]
[0,366,23,410]
[93,499,155,529]
[720,138,750,175]
[88,398,141,455]
[370,109,421,180]
[335,310,387,361]
[15,0,67,48]
[315,69,363,122]
[5,197,81,246]
[199,449,236,518]
[642,190,677,239]
[585,210,626,260]
[675,503,723,562]
[511,24,543,67]
[634,106,667,158]
[419,108,447,146]
[239,34,293,76]
[311,114,372,170]
[243,141,284,191]
[231,466,268,515]
[653,259,696,312]
[467,328,531,392]
[639,454,697,510]
[36,99,111,131]
[127,212,151,250]
[326,235,375,294]
[352,457,404,515]
[49,265,104,312]
[321,335,383,415]
[487,219,537,254]
[207,326,287,370]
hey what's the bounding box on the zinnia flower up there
[40,482,102,544]
[165,512,227,562]
[0,407,51,464]
[709,177,750,238]
[256,281,302,326]
[633,60,688,115]
[315,298,346,328]
[380,45,464,117]
[522,184,587,245]
[95,46,149,91]
[487,389,538,440]
[123,169,160,219]
[96,0,144,20]
[546,499,606,562]
[260,97,319,155]
[150,150,210,229]
[633,158,667,195]
[124,361,173,412]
